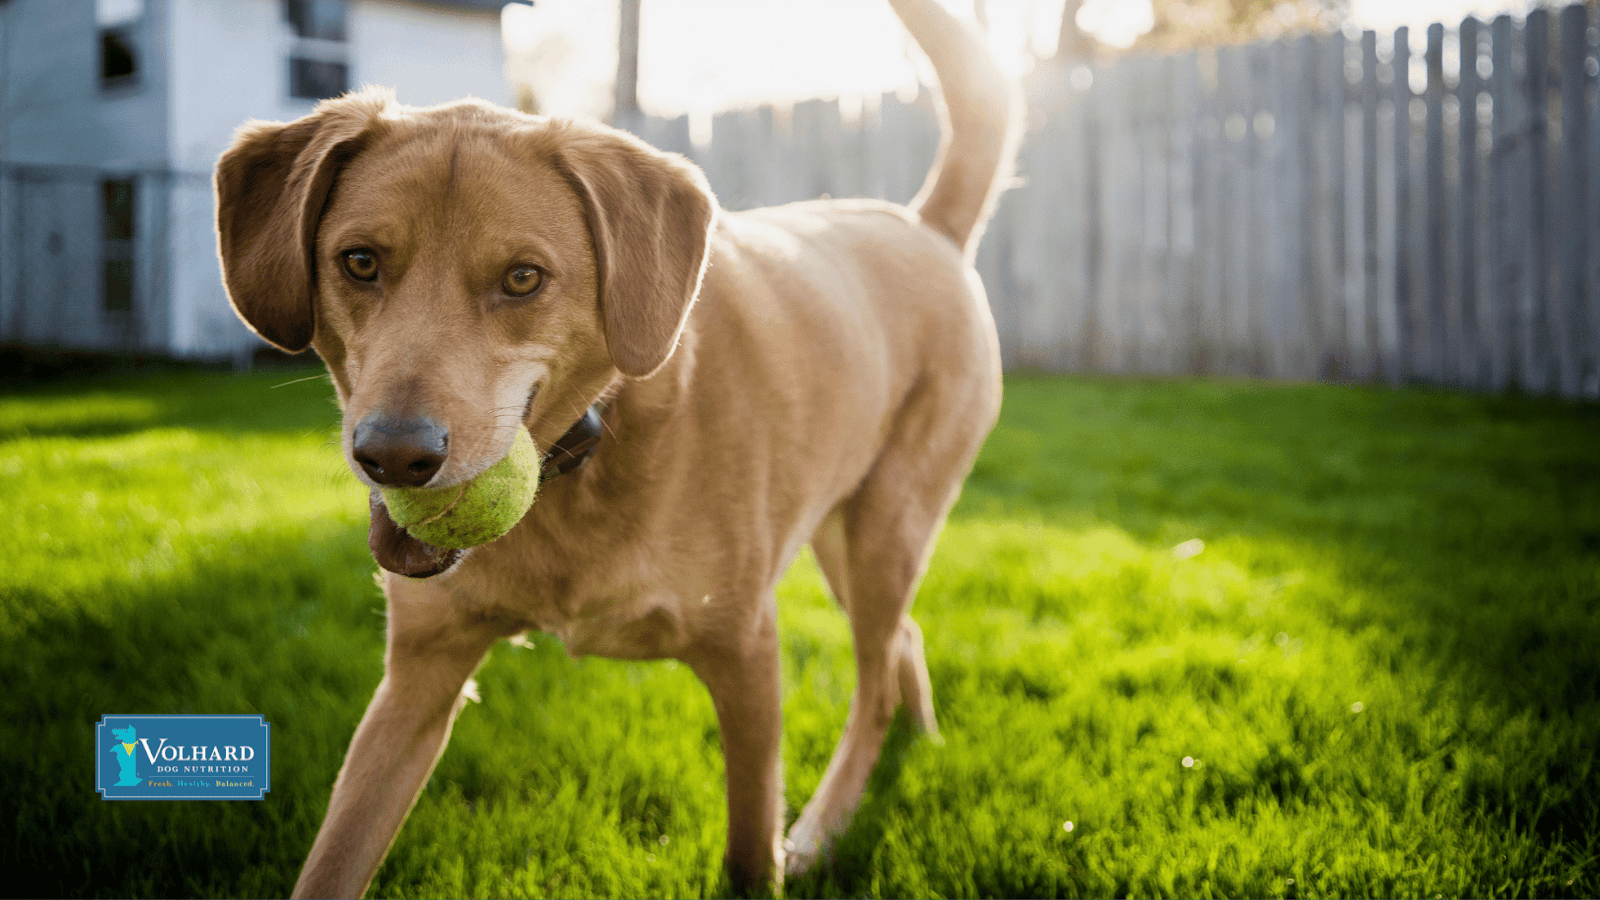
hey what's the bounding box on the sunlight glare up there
[1348,0,1531,33]
[502,0,1164,120]
[1076,0,1155,49]
[637,1,917,116]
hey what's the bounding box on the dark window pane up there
[104,259,134,312]
[286,0,347,42]
[101,28,137,84]
[103,180,136,241]
[289,56,348,100]
[102,179,136,312]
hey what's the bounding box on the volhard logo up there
[95,715,271,801]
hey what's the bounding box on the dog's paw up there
[782,832,822,878]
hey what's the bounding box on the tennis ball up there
[380,426,539,549]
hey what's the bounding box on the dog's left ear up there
[557,129,716,378]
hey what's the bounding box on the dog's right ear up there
[214,92,390,353]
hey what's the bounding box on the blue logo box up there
[96,715,271,801]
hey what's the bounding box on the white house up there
[0,0,521,362]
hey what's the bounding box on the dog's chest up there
[451,539,696,661]
[548,589,689,660]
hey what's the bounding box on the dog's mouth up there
[368,491,462,578]
[362,384,539,580]
[362,403,605,580]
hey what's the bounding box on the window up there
[286,0,349,100]
[289,57,348,100]
[101,29,138,85]
[102,179,136,313]
[286,0,347,42]
[97,0,144,89]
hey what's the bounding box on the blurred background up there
[0,0,1596,397]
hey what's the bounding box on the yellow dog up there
[215,0,1017,893]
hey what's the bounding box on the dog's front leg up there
[293,588,498,900]
[687,600,786,892]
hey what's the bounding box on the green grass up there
[1,369,1596,898]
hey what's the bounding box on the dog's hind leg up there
[812,508,940,740]
[292,578,500,900]
[787,405,983,876]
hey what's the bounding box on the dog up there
[110,725,141,787]
[214,0,1016,894]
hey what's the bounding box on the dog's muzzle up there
[367,406,605,578]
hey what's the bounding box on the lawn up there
[0,369,1596,898]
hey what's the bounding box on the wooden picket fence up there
[628,3,1600,399]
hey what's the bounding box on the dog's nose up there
[352,415,449,487]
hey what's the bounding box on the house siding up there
[167,0,302,358]
[1,0,174,352]
[350,0,510,110]
[2,0,514,362]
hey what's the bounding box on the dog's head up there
[215,90,715,561]
[112,725,136,742]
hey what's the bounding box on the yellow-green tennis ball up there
[380,427,539,549]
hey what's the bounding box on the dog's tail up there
[889,0,1021,261]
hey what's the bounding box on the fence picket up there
[1140,56,1172,374]
[1457,17,1484,389]
[1099,57,1137,372]
[1169,52,1202,376]
[1556,5,1590,396]
[1489,16,1523,391]
[1219,44,1252,375]
[1360,30,1382,381]
[1525,8,1553,393]
[1393,27,1417,385]
[1425,23,1449,384]
[1589,6,1600,399]
[1192,50,1223,373]
[1312,33,1349,377]
[1267,37,1305,379]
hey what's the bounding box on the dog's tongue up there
[368,491,461,578]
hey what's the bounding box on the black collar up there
[539,405,603,480]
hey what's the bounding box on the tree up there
[1130,0,1349,50]
[1052,0,1349,56]
[1053,0,1095,61]
[613,0,640,126]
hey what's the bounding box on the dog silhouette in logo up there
[110,725,141,787]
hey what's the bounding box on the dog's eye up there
[342,249,380,283]
[503,266,544,298]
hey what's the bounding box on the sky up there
[502,0,1550,120]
